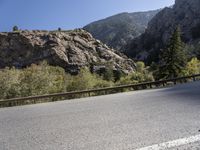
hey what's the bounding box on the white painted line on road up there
[136,134,200,150]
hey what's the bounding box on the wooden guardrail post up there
[149,83,152,89]
[174,79,177,85]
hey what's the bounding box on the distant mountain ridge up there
[84,9,160,51]
[126,0,200,63]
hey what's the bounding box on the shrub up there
[0,62,67,99]
[184,57,200,76]
[103,67,114,81]
[21,62,67,96]
[136,61,145,73]
[0,68,21,99]
[66,68,113,91]
[117,61,154,85]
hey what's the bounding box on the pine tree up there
[158,26,187,79]
[13,26,19,32]
[58,27,62,31]
[196,43,200,60]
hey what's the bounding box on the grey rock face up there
[84,10,160,52]
[126,0,200,63]
[0,29,135,74]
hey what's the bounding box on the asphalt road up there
[1,81,200,150]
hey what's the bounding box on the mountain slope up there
[0,29,135,74]
[126,0,200,63]
[84,10,160,51]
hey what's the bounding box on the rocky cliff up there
[126,0,200,63]
[0,29,135,74]
[84,10,160,51]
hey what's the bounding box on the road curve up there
[1,81,200,150]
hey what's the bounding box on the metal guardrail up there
[0,74,200,107]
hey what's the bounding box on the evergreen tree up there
[13,26,19,32]
[196,43,200,60]
[158,26,187,79]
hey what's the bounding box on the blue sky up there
[0,0,175,32]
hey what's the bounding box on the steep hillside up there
[84,10,160,51]
[126,0,200,63]
[0,29,135,74]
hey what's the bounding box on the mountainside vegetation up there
[0,61,154,100]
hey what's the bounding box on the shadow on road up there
[157,81,200,104]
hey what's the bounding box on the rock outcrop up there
[84,10,160,52]
[0,29,135,74]
[126,0,200,63]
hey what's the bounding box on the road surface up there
[1,81,200,150]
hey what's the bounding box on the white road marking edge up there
[136,134,200,150]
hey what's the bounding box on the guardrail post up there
[193,77,196,82]
[174,80,177,85]
[162,82,165,87]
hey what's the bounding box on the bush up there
[0,68,21,99]
[136,61,145,73]
[20,62,66,96]
[66,68,113,91]
[117,61,154,85]
[0,62,67,99]
[184,57,200,76]
[103,67,114,81]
